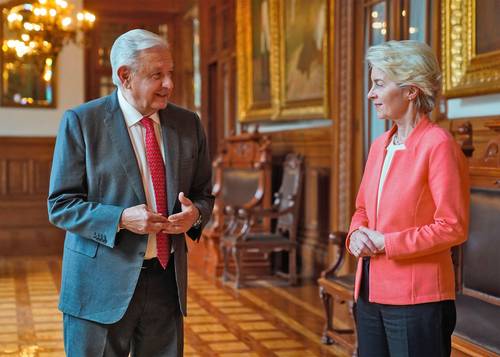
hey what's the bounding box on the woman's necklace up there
[393,133,405,145]
[394,115,418,145]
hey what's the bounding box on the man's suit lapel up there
[103,91,146,203]
[160,106,179,216]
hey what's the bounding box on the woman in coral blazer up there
[347,40,469,357]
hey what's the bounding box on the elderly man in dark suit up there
[48,29,214,356]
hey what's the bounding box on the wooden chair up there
[195,130,272,277]
[221,153,303,288]
[317,232,357,357]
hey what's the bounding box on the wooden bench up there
[317,232,356,356]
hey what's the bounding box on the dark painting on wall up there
[283,0,326,103]
[476,0,500,55]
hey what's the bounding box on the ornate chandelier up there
[2,0,95,59]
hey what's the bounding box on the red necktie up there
[140,117,170,269]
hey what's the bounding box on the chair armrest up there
[238,199,295,221]
[320,231,349,279]
[222,205,239,235]
[222,205,288,242]
[329,231,348,247]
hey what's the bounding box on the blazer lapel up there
[160,106,179,215]
[103,92,146,203]
[371,126,397,228]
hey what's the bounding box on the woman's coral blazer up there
[347,117,470,305]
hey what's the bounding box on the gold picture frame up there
[442,0,500,98]
[237,0,277,121]
[237,0,330,122]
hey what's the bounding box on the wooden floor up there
[0,256,474,357]
[0,256,350,357]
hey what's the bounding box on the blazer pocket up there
[65,233,99,258]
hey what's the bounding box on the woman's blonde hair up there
[366,40,441,114]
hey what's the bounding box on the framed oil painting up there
[237,0,276,121]
[442,0,500,97]
[278,0,328,119]
[237,0,331,122]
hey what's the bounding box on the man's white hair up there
[110,29,169,87]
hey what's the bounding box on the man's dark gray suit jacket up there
[48,91,214,324]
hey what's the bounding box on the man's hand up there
[349,229,378,258]
[358,226,385,253]
[162,192,199,234]
[119,204,168,234]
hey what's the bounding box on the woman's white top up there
[377,135,406,212]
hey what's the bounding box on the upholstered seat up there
[452,187,500,356]
[455,294,500,355]
[224,233,294,244]
[325,274,355,290]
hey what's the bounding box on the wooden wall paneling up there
[389,0,403,39]
[7,160,29,195]
[448,116,500,164]
[214,59,226,150]
[328,0,362,276]
[199,0,212,131]
[34,159,52,195]
[170,15,182,106]
[221,56,237,138]
[0,137,64,256]
[0,159,6,195]
[180,11,195,111]
[207,62,219,158]
[199,0,236,156]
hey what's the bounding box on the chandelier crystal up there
[2,0,95,59]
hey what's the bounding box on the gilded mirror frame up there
[442,0,500,97]
[0,0,57,108]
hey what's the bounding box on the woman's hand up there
[349,229,378,258]
[358,226,385,253]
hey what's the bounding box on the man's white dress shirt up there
[117,89,167,259]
